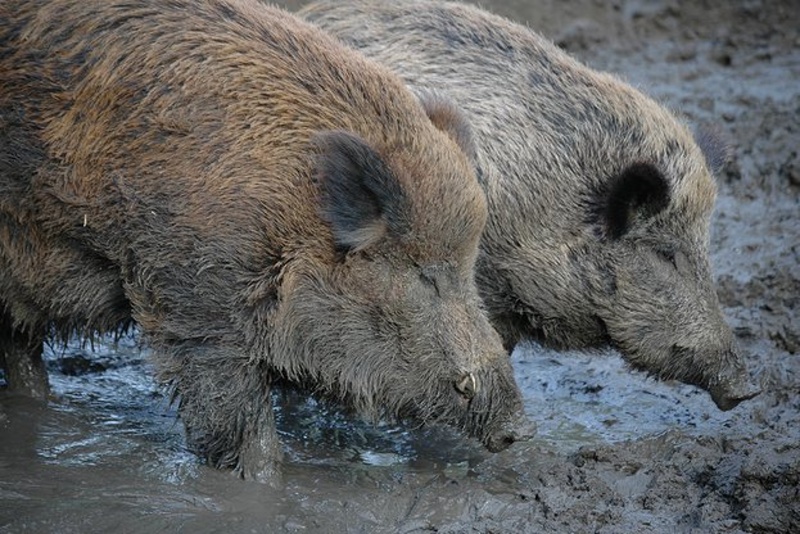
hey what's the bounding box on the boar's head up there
[274,98,532,452]
[478,79,760,411]
[584,153,760,411]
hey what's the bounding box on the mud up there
[1,1,798,532]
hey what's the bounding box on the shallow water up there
[0,333,745,533]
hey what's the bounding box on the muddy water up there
[2,1,799,533]
[0,336,747,533]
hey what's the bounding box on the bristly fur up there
[301,0,760,410]
[0,0,529,479]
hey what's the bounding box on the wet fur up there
[0,0,527,478]
[302,0,759,408]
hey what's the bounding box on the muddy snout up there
[484,413,536,453]
[709,375,761,411]
[708,355,761,411]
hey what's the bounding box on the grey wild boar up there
[301,0,760,410]
[0,0,531,480]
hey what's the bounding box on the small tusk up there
[83,213,88,227]
[469,372,478,394]
[456,373,477,398]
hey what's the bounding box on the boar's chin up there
[527,313,612,352]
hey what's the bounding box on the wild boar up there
[0,0,530,480]
[300,0,761,410]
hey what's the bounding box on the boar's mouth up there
[404,400,533,452]
[710,386,760,411]
[707,373,761,411]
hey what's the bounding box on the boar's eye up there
[656,248,677,268]
[419,267,441,297]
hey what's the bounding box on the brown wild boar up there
[301,0,760,411]
[0,0,531,480]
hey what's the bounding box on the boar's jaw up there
[390,382,532,453]
[710,383,761,411]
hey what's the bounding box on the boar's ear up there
[601,162,670,239]
[313,130,411,251]
[693,124,732,175]
[416,89,477,161]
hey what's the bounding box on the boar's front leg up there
[234,390,282,483]
[159,345,282,482]
[0,312,48,399]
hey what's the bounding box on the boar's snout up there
[483,412,536,453]
[709,368,761,411]
[698,348,761,411]
[669,344,760,411]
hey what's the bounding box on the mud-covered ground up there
[1,1,798,533]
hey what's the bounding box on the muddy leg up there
[235,391,282,484]
[163,347,282,483]
[0,312,48,399]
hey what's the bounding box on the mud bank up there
[1,1,798,533]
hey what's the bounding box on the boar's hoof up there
[709,380,761,411]
[485,415,536,452]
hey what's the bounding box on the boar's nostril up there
[454,372,478,399]
[484,415,536,452]
[486,430,518,453]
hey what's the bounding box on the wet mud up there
[1,1,798,532]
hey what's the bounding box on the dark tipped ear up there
[602,163,670,239]
[415,89,477,161]
[313,130,410,251]
[693,124,732,175]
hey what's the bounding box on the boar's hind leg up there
[164,348,281,483]
[0,312,48,399]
